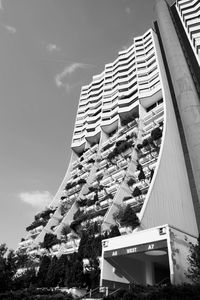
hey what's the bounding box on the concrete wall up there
[139,16,198,237]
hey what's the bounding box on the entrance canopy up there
[100,224,196,287]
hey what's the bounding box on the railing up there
[80,286,121,300]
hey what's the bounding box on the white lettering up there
[127,247,137,254]
[148,244,154,250]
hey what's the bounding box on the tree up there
[0,244,13,292]
[120,205,140,230]
[45,256,58,287]
[187,235,200,283]
[13,267,37,290]
[54,254,69,286]
[37,255,51,287]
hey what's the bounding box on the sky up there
[0,0,162,249]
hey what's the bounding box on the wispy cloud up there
[125,6,131,15]
[18,191,53,210]
[46,43,60,53]
[55,62,89,90]
[0,0,4,11]
[3,24,17,34]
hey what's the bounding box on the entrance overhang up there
[100,224,197,288]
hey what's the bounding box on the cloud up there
[125,7,131,14]
[3,24,17,34]
[18,191,53,210]
[46,43,60,53]
[55,62,89,89]
[0,0,3,10]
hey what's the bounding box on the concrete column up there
[145,260,154,285]
[154,0,200,223]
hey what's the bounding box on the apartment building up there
[19,0,200,287]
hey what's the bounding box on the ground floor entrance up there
[100,225,196,288]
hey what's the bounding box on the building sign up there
[104,240,167,258]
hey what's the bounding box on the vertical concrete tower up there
[154,0,200,229]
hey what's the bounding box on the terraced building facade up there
[18,0,200,287]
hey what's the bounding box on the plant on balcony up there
[86,198,96,207]
[83,220,101,236]
[137,143,143,150]
[96,174,103,182]
[88,158,95,164]
[76,198,87,207]
[149,168,155,182]
[73,208,85,221]
[42,233,61,250]
[102,143,113,151]
[113,205,126,225]
[142,139,151,151]
[77,178,86,185]
[116,140,125,147]
[108,225,121,238]
[123,196,132,202]
[136,163,143,171]
[104,193,114,201]
[118,140,133,154]
[26,219,47,232]
[60,201,70,216]
[151,127,162,141]
[132,186,142,197]
[77,164,83,170]
[65,182,72,190]
[121,115,135,126]
[138,169,146,181]
[113,204,140,230]
[60,225,71,241]
[88,186,96,193]
[127,177,136,187]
